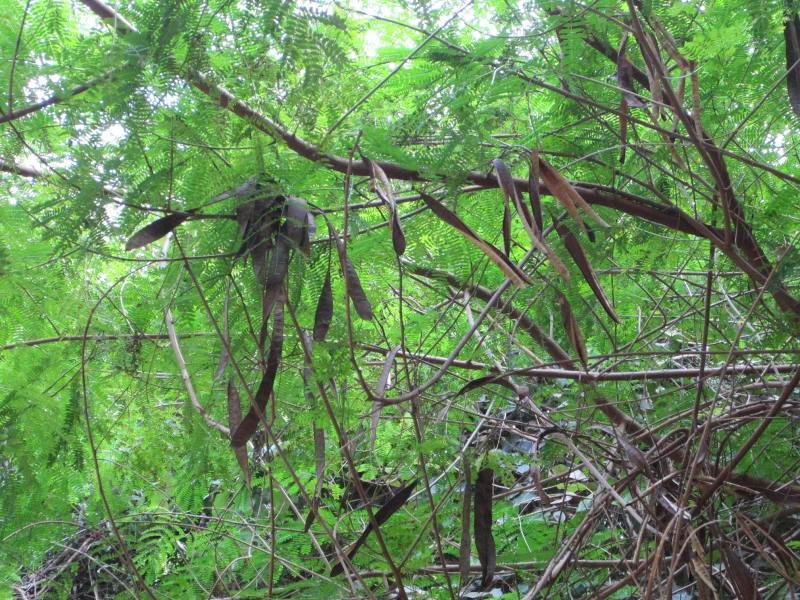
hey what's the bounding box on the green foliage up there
[2,0,800,597]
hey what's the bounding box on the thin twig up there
[164,308,230,436]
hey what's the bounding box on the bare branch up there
[165,308,230,436]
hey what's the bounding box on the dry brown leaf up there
[227,376,251,486]
[370,160,406,256]
[787,8,800,117]
[555,222,619,322]
[619,97,629,164]
[459,455,472,585]
[474,468,496,588]
[231,300,284,447]
[420,192,531,287]
[336,236,374,320]
[721,544,759,599]
[538,158,609,230]
[616,48,647,109]
[125,212,190,251]
[494,158,569,281]
[528,150,544,233]
[556,290,588,367]
[330,479,418,576]
[313,266,333,341]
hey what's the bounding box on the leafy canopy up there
[2,0,800,598]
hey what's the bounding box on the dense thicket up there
[2,0,800,598]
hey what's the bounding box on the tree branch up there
[360,344,799,381]
[0,68,118,125]
[0,332,213,352]
[72,0,800,314]
[407,263,576,369]
[165,309,229,436]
